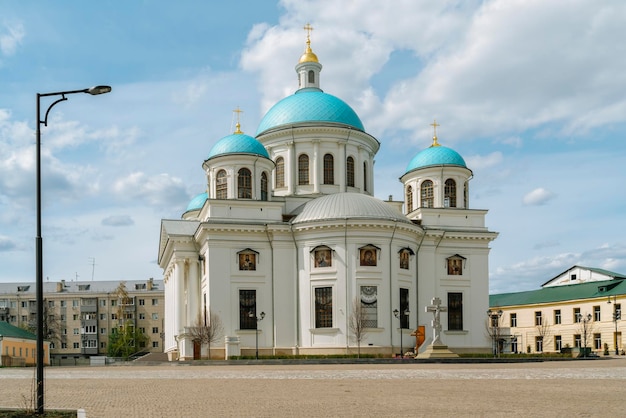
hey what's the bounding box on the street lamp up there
[35,85,111,413]
[487,310,503,358]
[249,311,265,360]
[608,296,621,355]
[577,312,592,357]
[393,308,410,358]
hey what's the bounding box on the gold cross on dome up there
[303,23,314,40]
[233,106,243,134]
[430,119,441,146]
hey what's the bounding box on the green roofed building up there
[0,321,50,366]
[489,266,625,355]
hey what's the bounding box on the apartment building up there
[0,278,164,361]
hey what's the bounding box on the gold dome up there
[298,40,319,63]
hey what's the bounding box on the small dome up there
[299,46,319,63]
[207,133,270,160]
[186,192,207,212]
[256,89,364,135]
[292,193,412,224]
[405,145,467,173]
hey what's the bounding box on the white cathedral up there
[158,31,498,360]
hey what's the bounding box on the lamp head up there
[86,85,112,95]
[393,309,399,317]
[260,312,265,320]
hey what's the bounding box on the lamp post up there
[35,86,111,413]
[393,308,410,358]
[487,310,503,358]
[608,296,621,355]
[249,311,265,360]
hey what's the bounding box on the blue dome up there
[186,192,207,212]
[256,88,364,135]
[207,133,270,160]
[405,145,467,172]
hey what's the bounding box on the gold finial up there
[430,119,441,147]
[299,22,319,63]
[233,107,243,134]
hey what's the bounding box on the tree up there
[23,302,61,344]
[107,282,149,358]
[577,313,594,357]
[536,318,552,353]
[187,308,223,359]
[348,297,369,358]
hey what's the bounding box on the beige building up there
[489,266,624,355]
[0,278,164,362]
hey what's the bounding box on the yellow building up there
[0,321,50,366]
[490,266,624,355]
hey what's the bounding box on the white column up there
[188,260,199,325]
[312,140,319,193]
[175,259,186,335]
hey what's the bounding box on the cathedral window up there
[346,156,355,187]
[275,157,285,188]
[323,154,334,184]
[406,186,413,213]
[444,179,456,207]
[216,170,227,199]
[315,287,333,328]
[239,289,257,330]
[308,70,315,84]
[399,288,409,329]
[360,286,378,328]
[238,168,252,199]
[363,162,368,192]
[298,154,309,185]
[261,172,268,201]
[420,180,433,208]
[448,293,463,331]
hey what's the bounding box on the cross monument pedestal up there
[416,297,459,358]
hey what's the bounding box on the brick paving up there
[1,358,626,417]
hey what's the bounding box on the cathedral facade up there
[158,33,498,360]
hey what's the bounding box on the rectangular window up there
[151,299,158,306]
[48,300,54,308]
[60,300,66,307]
[60,314,66,321]
[594,306,601,321]
[574,334,582,348]
[21,301,27,308]
[100,342,106,349]
[315,287,333,328]
[594,333,602,350]
[21,315,27,322]
[139,299,145,306]
[535,311,542,326]
[99,313,106,320]
[72,300,79,307]
[239,290,257,330]
[100,299,106,307]
[152,313,158,320]
[111,300,117,307]
[73,314,78,320]
[73,328,79,335]
[139,313,146,320]
[510,313,517,327]
[111,313,118,320]
[555,335,562,352]
[574,308,581,322]
[152,327,159,334]
[360,286,378,328]
[152,341,159,348]
[535,336,543,352]
[616,304,622,321]
[447,292,463,331]
[554,309,561,325]
[73,342,80,349]
[139,327,146,334]
[399,288,409,329]
[100,328,106,334]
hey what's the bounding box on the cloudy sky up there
[1,0,625,294]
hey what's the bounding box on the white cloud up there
[0,21,24,56]
[522,187,556,206]
[101,215,134,227]
[465,151,503,170]
[112,172,189,208]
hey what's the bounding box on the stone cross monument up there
[426,297,447,346]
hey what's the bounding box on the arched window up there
[323,154,334,184]
[406,185,413,213]
[308,70,315,84]
[421,180,433,208]
[346,156,355,187]
[444,179,456,208]
[216,170,227,199]
[298,154,309,185]
[275,157,285,188]
[261,172,268,201]
[238,168,252,199]
[363,162,368,192]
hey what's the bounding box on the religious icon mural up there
[447,254,465,275]
[314,248,332,268]
[399,249,410,270]
[360,248,377,266]
[239,253,256,271]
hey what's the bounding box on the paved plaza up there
[1,358,626,417]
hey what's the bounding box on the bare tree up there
[187,308,223,359]
[577,313,594,357]
[536,318,552,353]
[348,297,369,358]
[24,302,61,344]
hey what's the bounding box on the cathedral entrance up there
[193,340,201,360]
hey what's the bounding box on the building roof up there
[490,278,626,307]
[0,321,37,340]
[291,192,413,225]
[405,145,467,173]
[0,279,163,296]
[186,192,208,212]
[256,88,365,135]
[542,265,626,287]
[206,132,270,160]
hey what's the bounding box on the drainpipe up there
[264,224,276,355]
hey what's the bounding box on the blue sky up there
[1,0,625,293]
